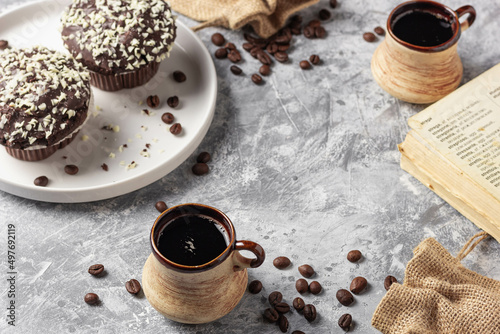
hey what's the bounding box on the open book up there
[399,63,500,242]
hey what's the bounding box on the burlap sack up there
[372,232,500,333]
[167,0,319,38]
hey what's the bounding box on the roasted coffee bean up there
[251,74,263,85]
[155,201,168,213]
[278,315,289,333]
[230,65,242,75]
[224,42,236,50]
[249,46,261,58]
[274,34,291,45]
[242,42,254,51]
[215,47,228,59]
[293,297,305,311]
[266,42,278,54]
[211,33,225,46]
[259,65,271,76]
[173,70,186,82]
[88,264,104,276]
[34,176,49,187]
[347,250,362,262]
[248,280,263,294]
[315,26,326,38]
[298,264,314,278]
[64,165,79,175]
[278,44,290,52]
[167,96,179,108]
[0,40,8,50]
[192,162,209,175]
[169,123,182,135]
[227,49,242,63]
[257,52,272,65]
[275,302,290,314]
[309,281,322,294]
[268,291,283,305]
[384,275,398,290]
[264,308,279,322]
[290,27,302,35]
[319,9,331,20]
[350,276,368,294]
[303,304,317,322]
[338,313,352,331]
[309,54,320,65]
[374,26,385,35]
[336,289,354,306]
[308,19,321,28]
[161,112,174,124]
[296,278,308,294]
[363,32,377,42]
[299,60,311,69]
[84,293,99,305]
[292,331,305,334]
[330,0,337,8]
[274,51,288,63]
[125,279,142,294]
[197,151,211,163]
[273,256,291,269]
[303,26,315,39]
[146,95,160,108]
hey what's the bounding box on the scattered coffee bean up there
[257,51,272,65]
[303,304,317,322]
[274,51,288,63]
[88,264,104,276]
[303,26,315,39]
[64,165,79,175]
[84,293,99,305]
[330,0,337,8]
[336,289,354,306]
[251,73,263,85]
[197,151,211,163]
[315,26,326,38]
[34,176,49,187]
[264,307,279,322]
[249,46,261,58]
[299,60,311,69]
[363,32,377,42]
[278,44,290,52]
[384,275,398,290]
[338,313,352,331]
[293,297,305,311]
[273,256,291,269]
[309,54,320,65]
[292,331,305,334]
[308,19,321,28]
[173,70,186,82]
[296,278,308,294]
[192,162,209,175]
[230,65,242,75]
[242,42,253,51]
[278,315,289,333]
[350,276,368,294]
[268,291,283,306]
[161,112,174,124]
[224,42,236,50]
[266,42,278,54]
[319,9,331,20]
[227,49,242,63]
[125,279,142,294]
[169,123,182,135]
[0,40,8,50]
[347,250,362,262]
[309,281,322,294]
[155,201,168,213]
[215,48,228,59]
[259,64,271,76]
[248,280,263,294]
[374,26,385,35]
[146,95,160,108]
[298,264,314,278]
[275,302,290,314]
[211,33,225,46]
[101,163,108,171]
[167,96,179,108]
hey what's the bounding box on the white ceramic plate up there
[0,0,217,203]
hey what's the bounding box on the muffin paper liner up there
[90,61,160,91]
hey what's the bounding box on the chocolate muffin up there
[0,46,91,161]
[61,0,177,91]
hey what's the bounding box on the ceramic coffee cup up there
[371,0,476,104]
[142,203,265,324]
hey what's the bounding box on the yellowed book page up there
[408,63,500,201]
[400,153,500,242]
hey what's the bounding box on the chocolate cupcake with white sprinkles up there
[61,0,177,91]
[0,46,92,161]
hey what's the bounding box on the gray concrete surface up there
[0,0,499,333]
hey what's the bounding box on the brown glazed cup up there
[371,1,476,104]
[142,203,265,324]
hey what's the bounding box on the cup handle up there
[456,5,476,32]
[232,240,265,271]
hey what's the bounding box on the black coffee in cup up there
[157,215,229,266]
[392,11,453,47]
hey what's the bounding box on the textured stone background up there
[0,0,499,333]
